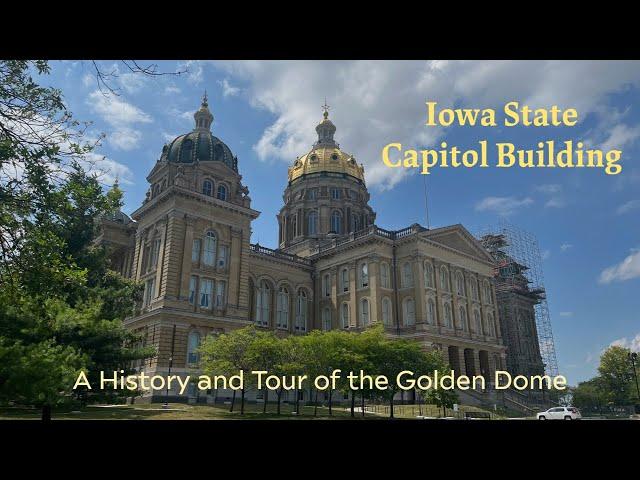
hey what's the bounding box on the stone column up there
[227,226,243,310]
[179,216,195,301]
[330,267,338,329]
[368,255,379,324]
[413,252,425,323]
[457,347,467,377]
[473,350,482,382]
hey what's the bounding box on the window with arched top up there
[308,211,318,235]
[402,262,413,288]
[217,184,227,201]
[487,313,496,337]
[276,286,289,329]
[322,307,331,331]
[380,262,390,289]
[341,267,349,293]
[359,262,369,288]
[382,297,392,326]
[360,298,370,326]
[202,179,213,196]
[322,273,331,297]
[341,303,350,329]
[427,298,436,325]
[203,231,217,266]
[470,278,479,300]
[187,331,201,364]
[295,290,307,332]
[444,302,452,328]
[403,298,415,326]
[459,306,467,331]
[474,310,482,334]
[351,214,359,232]
[440,266,449,291]
[255,280,271,326]
[456,272,466,296]
[424,262,434,288]
[330,211,342,234]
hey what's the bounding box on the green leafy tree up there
[598,345,635,405]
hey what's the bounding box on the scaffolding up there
[477,221,559,377]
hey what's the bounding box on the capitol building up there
[98,95,545,406]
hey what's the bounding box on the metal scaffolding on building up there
[477,221,559,377]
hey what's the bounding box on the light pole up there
[629,352,640,404]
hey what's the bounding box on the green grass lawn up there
[0,401,503,420]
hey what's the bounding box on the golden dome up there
[288,107,365,183]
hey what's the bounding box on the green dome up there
[160,93,238,172]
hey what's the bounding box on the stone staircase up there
[458,387,555,417]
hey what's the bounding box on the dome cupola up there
[159,94,238,172]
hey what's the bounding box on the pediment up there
[425,225,494,263]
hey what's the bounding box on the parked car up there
[537,406,582,420]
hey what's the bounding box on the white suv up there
[537,406,582,420]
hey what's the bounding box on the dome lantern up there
[314,100,337,147]
[194,91,213,131]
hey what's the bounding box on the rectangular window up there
[189,276,197,305]
[192,238,201,262]
[215,281,226,307]
[218,245,228,268]
[200,279,213,309]
[144,278,155,306]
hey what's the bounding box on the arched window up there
[382,297,392,326]
[360,298,370,326]
[403,298,415,326]
[322,273,331,297]
[359,262,369,288]
[203,231,217,266]
[380,262,390,288]
[330,211,342,234]
[402,262,413,288]
[202,179,213,196]
[424,262,434,288]
[341,267,349,293]
[444,303,452,328]
[341,303,350,329]
[456,272,466,296]
[322,307,331,331]
[459,306,467,331]
[474,309,482,334]
[470,279,479,300]
[427,298,436,325]
[276,286,289,329]
[255,280,270,326]
[295,290,307,332]
[187,331,201,364]
[217,184,227,201]
[484,281,493,304]
[488,313,496,336]
[440,266,449,291]
[308,211,318,235]
[351,214,359,232]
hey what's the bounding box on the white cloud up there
[218,78,240,97]
[560,243,573,252]
[542,249,551,260]
[610,333,640,352]
[616,199,640,215]
[545,198,566,208]
[474,196,534,217]
[180,60,204,85]
[118,72,147,94]
[599,248,640,284]
[164,85,181,95]
[599,123,640,152]
[559,311,574,317]
[109,128,143,151]
[79,152,134,185]
[87,90,152,127]
[535,184,562,194]
[213,60,640,190]
[82,73,94,88]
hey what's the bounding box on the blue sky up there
[44,60,640,385]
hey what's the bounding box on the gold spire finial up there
[322,98,330,119]
[202,90,208,107]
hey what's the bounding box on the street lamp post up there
[629,352,640,404]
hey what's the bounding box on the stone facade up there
[98,98,524,404]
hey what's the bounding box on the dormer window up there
[217,184,227,201]
[331,153,339,161]
[202,180,213,196]
[310,154,318,162]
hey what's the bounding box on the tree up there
[571,378,608,413]
[598,345,635,405]
[246,330,283,414]
[199,326,257,415]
